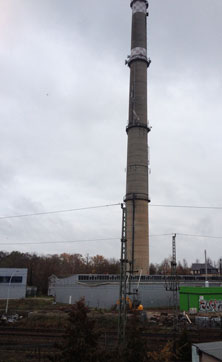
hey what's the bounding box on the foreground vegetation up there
[49,299,192,362]
[2,297,219,362]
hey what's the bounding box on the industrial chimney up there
[125,0,151,274]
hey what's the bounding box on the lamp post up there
[5,270,19,315]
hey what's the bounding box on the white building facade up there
[0,268,28,299]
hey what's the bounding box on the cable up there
[149,233,172,237]
[0,234,175,246]
[0,203,121,220]
[177,233,222,239]
[151,204,222,210]
[0,202,221,221]
[150,232,222,240]
[0,237,120,246]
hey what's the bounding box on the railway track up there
[1,325,221,334]
[0,327,63,361]
[0,326,222,361]
[0,326,221,340]
[0,326,64,338]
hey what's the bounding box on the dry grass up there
[0,297,69,313]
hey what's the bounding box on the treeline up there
[0,251,120,294]
[150,258,191,275]
[150,257,221,275]
[1,250,216,295]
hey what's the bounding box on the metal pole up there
[5,270,18,315]
[131,196,135,275]
[205,250,208,283]
[171,234,178,330]
[118,204,127,344]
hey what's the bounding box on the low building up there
[49,274,222,309]
[192,263,218,276]
[0,268,28,299]
[51,274,173,308]
[192,341,222,361]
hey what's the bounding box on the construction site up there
[1,291,222,361]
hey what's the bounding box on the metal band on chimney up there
[130,0,149,9]
[126,47,151,67]
[124,192,150,203]
[126,123,151,133]
[132,1,147,14]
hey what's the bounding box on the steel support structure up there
[118,203,128,343]
[165,234,178,329]
[118,203,140,344]
[171,233,178,327]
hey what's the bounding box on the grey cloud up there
[0,0,222,264]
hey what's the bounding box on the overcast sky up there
[0,0,222,265]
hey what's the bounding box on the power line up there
[0,202,221,222]
[0,237,120,246]
[151,204,222,210]
[150,232,222,240]
[0,234,173,246]
[149,233,172,237]
[1,202,222,221]
[0,203,121,220]
[177,233,222,239]
[0,232,221,248]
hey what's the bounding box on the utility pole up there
[118,203,141,344]
[165,234,178,328]
[171,233,178,327]
[118,204,128,343]
[205,250,207,281]
[5,270,19,315]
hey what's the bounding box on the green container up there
[179,286,222,312]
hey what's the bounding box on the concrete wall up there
[55,282,174,308]
[56,284,119,308]
[54,276,222,308]
[0,268,27,299]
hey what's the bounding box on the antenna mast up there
[171,233,178,328]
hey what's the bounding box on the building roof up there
[194,341,222,360]
[192,263,218,271]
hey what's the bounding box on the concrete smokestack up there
[125,0,151,274]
